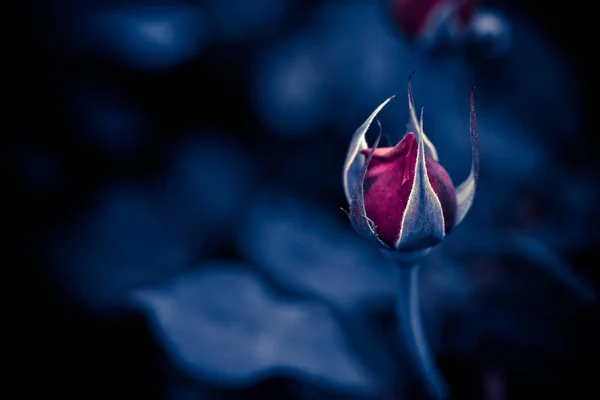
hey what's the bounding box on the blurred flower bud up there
[390,0,477,43]
[343,72,478,252]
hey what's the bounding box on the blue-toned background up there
[9,0,598,399]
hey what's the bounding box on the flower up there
[390,0,477,43]
[342,71,478,252]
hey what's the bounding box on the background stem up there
[396,263,448,399]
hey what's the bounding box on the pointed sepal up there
[454,87,479,226]
[348,122,390,248]
[395,73,446,251]
[343,96,395,204]
[404,71,439,161]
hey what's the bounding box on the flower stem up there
[395,263,448,399]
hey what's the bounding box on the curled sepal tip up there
[454,87,479,226]
[406,70,439,161]
[342,96,395,204]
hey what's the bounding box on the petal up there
[396,73,445,250]
[349,121,390,248]
[454,87,479,226]
[343,96,395,204]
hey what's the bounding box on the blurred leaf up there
[148,134,258,251]
[44,184,191,314]
[70,81,148,154]
[252,31,330,136]
[133,262,379,396]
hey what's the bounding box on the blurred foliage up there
[7,0,599,399]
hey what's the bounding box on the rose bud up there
[342,72,478,252]
[390,0,477,46]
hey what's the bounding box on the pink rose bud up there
[342,72,478,252]
[390,0,477,43]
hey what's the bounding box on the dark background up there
[8,0,599,399]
